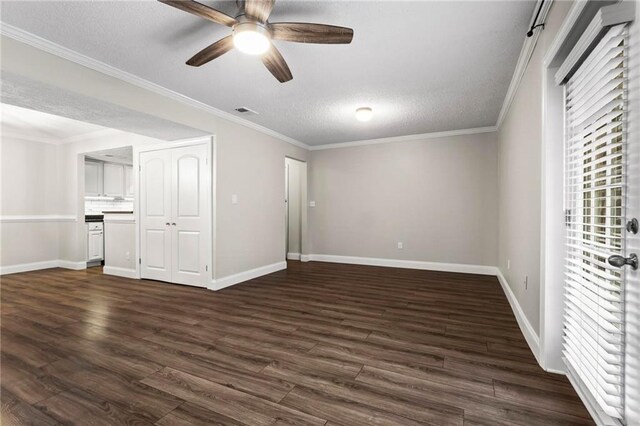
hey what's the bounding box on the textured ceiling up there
[0,1,535,146]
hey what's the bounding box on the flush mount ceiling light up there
[355,107,373,122]
[233,21,271,55]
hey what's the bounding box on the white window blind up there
[563,23,628,420]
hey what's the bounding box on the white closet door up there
[140,150,172,282]
[170,144,209,287]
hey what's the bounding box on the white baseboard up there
[103,266,137,279]
[287,252,301,260]
[496,269,541,364]
[0,259,86,275]
[300,254,310,262]
[210,261,287,291]
[58,260,86,270]
[308,254,497,276]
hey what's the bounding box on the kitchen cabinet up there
[87,222,104,263]
[124,166,134,198]
[85,161,103,196]
[103,163,124,198]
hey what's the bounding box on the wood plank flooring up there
[1,261,594,425]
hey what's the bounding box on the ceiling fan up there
[159,0,354,83]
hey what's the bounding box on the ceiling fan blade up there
[159,0,238,27]
[269,22,353,44]
[244,0,275,23]
[262,45,292,83]
[186,35,234,66]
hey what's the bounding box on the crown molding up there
[496,0,554,129]
[0,23,310,151]
[309,126,498,151]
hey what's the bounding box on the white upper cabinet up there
[103,163,125,198]
[85,161,103,196]
[124,165,134,198]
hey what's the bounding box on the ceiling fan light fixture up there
[355,107,373,122]
[233,22,271,55]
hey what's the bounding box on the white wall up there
[0,36,308,281]
[0,128,163,271]
[496,0,571,336]
[0,136,64,268]
[309,132,498,267]
[104,219,136,271]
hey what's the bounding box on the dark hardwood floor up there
[1,261,593,425]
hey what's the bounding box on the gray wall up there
[309,132,499,267]
[496,0,571,335]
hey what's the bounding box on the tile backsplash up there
[85,198,133,214]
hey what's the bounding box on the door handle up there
[165,222,170,226]
[171,223,176,226]
[608,254,638,270]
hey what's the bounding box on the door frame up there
[134,136,215,287]
[284,156,308,262]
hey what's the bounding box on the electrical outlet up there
[507,259,511,270]
[309,201,316,207]
[231,194,238,204]
[125,251,130,261]
[397,242,403,249]
[524,275,528,290]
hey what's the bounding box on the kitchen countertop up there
[102,211,134,214]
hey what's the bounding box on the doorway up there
[285,157,307,261]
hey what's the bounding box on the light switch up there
[309,201,316,207]
[231,194,238,204]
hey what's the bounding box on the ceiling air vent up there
[234,107,258,115]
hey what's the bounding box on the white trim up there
[103,266,138,279]
[210,261,287,291]
[544,0,590,67]
[0,259,85,275]
[496,269,541,365]
[309,126,497,151]
[308,254,497,276]
[0,24,309,151]
[58,260,86,270]
[0,260,59,275]
[496,0,554,128]
[546,366,567,375]
[0,215,77,223]
[287,252,301,260]
[300,254,311,262]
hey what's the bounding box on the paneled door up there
[140,149,172,283]
[139,142,210,287]
[170,144,209,286]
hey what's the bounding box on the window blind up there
[563,23,628,420]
